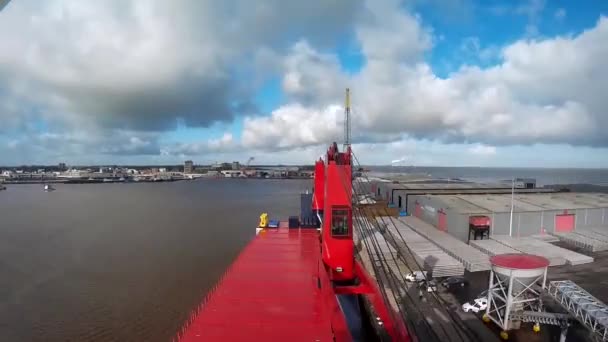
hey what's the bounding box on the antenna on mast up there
[343,88,351,150]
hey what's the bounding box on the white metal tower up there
[483,254,550,340]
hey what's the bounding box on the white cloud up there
[5,130,162,162]
[356,0,432,63]
[467,144,497,156]
[515,0,546,18]
[162,133,236,156]
[0,0,360,132]
[242,104,343,150]
[281,40,348,105]
[1,0,607,166]
[243,1,608,152]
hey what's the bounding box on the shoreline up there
[0,176,313,185]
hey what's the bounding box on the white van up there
[405,271,428,282]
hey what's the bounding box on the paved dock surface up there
[355,219,500,342]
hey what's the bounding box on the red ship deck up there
[175,228,347,341]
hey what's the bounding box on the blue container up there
[288,216,300,229]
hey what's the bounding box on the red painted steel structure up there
[322,142,354,281]
[175,228,349,341]
[437,209,447,232]
[175,143,410,342]
[313,158,325,211]
[469,216,491,227]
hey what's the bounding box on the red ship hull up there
[174,142,410,341]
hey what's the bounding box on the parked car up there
[405,271,428,282]
[419,280,437,293]
[462,297,488,313]
[441,276,468,289]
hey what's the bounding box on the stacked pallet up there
[493,235,593,265]
[530,234,560,243]
[589,226,608,238]
[490,235,566,265]
[399,217,491,272]
[469,239,521,256]
[574,229,608,243]
[549,231,608,253]
[369,231,411,275]
[378,217,465,278]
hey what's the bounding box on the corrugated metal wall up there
[446,210,470,242]
[407,195,476,242]
[575,208,605,226]
[378,184,608,242]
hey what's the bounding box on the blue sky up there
[1,0,608,167]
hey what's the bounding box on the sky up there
[1,0,608,167]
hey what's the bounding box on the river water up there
[0,179,310,341]
[1,168,607,341]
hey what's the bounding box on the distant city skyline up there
[1,1,608,167]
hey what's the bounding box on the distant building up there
[184,160,194,174]
[231,161,240,170]
[515,178,536,189]
[159,167,167,173]
[58,163,67,171]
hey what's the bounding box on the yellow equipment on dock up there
[259,213,268,228]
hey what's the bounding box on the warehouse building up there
[407,193,608,243]
[370,180,554,213]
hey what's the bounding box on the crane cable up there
[351,151,483,341]
[350,177,465,342]
[332,155,455,342]
[351,154,478,341]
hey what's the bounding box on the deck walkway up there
[175,228,340,341]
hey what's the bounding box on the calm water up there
[0,179,309,341]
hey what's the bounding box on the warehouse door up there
[398,196,402,209]
[555,214,575,233]
[437,210,447,232]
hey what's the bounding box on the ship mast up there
[343,88,351,150]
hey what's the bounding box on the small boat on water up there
[0,184,6,191]
[44,184,55,192]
